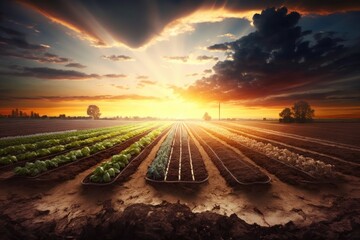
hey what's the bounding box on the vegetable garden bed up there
[24,129,156,181]
[218,124,358,178]
[145,123,208,184]
[0,124,146,169]
[12,124,158,180]
[201,123,340,185]
[82,124,172,186]
[189,124,271,187]
[216,122,360,164]
[202,126,331,186]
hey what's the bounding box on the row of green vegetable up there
[0,124,152,165]
[146,124,178,180]
[0,123,140,157]
[87,123,171,183]
[13,123,158,177]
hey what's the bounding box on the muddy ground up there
[0,120,359,239]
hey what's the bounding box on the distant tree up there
[203,112,211,121]
[292,101,314,123]
[87,105,101,119]
[279,107,293,123]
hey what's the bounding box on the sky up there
[0,0,359,119]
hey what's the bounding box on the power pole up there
[218,102,220,121]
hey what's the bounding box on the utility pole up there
[218,102,220,121]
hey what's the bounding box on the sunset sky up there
[0,0,359,119]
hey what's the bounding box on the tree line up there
[279,101,314,123]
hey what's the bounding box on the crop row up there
[0,123,142,157]
[87,124,170,183]
[0,123,141,150]
[201,123,334,178]
[13,124,157,177]
[146,124,177,180]
[0,123,151,165]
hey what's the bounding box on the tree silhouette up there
[279,107,293,123]
[203,112,211,121]
[87,105,101,119]
[292,101,314,123]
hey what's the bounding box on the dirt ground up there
[0,120,359,239]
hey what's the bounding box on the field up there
[0,120,359,239]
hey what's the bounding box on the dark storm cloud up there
[102,55,133,61]
[180,7,360,105]
[65,63,86,68]
[18,0,360,48]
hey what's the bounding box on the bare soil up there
[1,196,359,240]
[189,124,270,186]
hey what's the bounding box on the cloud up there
[186,73,198,77]
[1,94,161,102]
[65,63,86,68]
[18,0,360,48]
[0,26,25,38]
[102,55,134,61]
[203,69,212,74]
[196,55,219,61]
[179,7,360,107]
[0,65,130,80]
[164,55,219,64]
[163,56,189,63]
[104,74,127,78]
[207,43,232,51]
[0,66,100,80]
[217,33,237,40]
[111,84,129,90]
[0,64,132,81]
[0,24,48,50]
[0,50,70,63]
[137,79,157,88]
[136,75,149,79]
[0,23,77,65]
[139,80,157,85]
